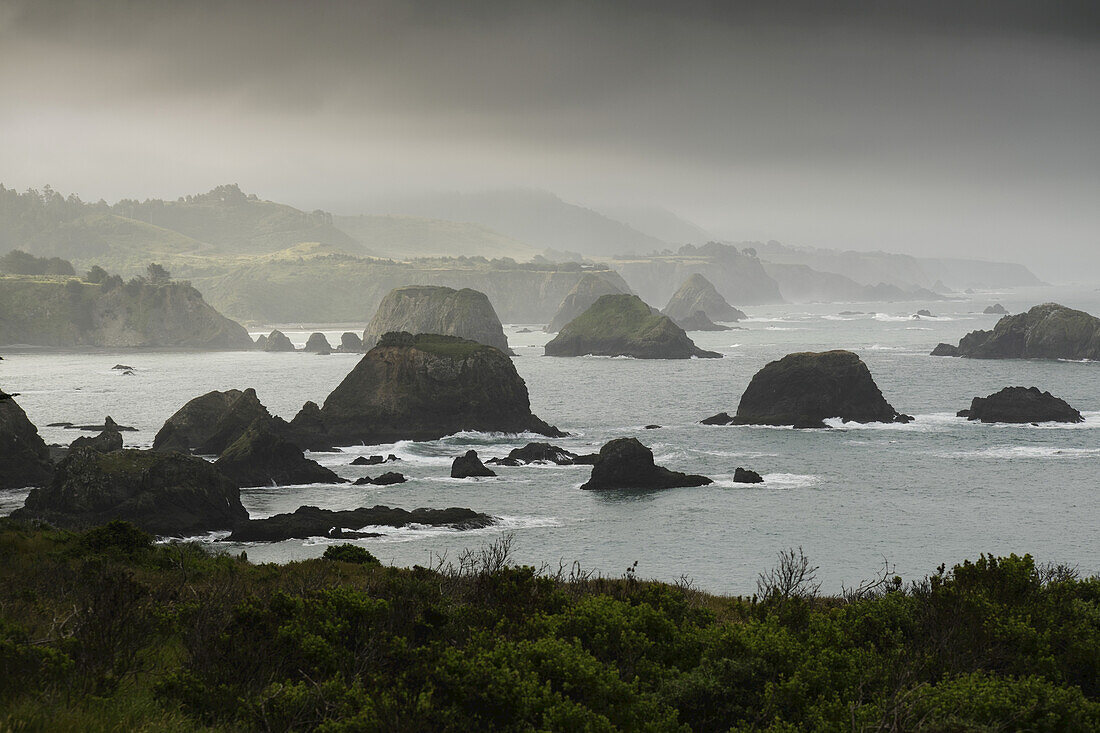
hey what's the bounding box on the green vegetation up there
[0,250,75,277]
[0,520,1096,731]
[377,332,492,360]
[557,293,673,341]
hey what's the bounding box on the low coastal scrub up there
[0,520,1097,731]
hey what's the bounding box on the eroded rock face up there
[733,467,763,483]
[663,273,746,324]
[947,303,1100,360]
[545,273,630,333]
[362,285,512,354]
[214,419,345,487]
[70,424,123,454]
[580,438,711,490]
[228,504,495,542]
[153,388,275,456]
[0,396,52,489]
[545,294,721,359]
[339,332,363,352]
[292,332,563,448]
[263,330,296,352]
[958,387,1084,424]
[930,343,959,357]
[730,350,912,428]
[304,332,332,353]
[451,450,496,478]
[12,448,246,536]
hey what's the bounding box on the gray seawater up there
[2,285,1098,595]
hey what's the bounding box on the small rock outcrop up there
[304,332,333,354]
[69,416,136,432]
[663,273,746,325]
[228,505,495,542]
[943,303,1100,361]
[12,448,246,535]
[263,330,296,352]
[291,332,564,448]
[930,343,959,357]
[489,443,582,466]
[339,332,363,352]
[915,309,934,318]
[580,438,711,490]
[700,412,734,425]
[69,424,123,454]
[733,467,764,484]
[153,388,276,455]
[728,351,913,428]
[545,273,630,333]
[0,395,53,489]
[984,304,1008,315]
[451,450,496,478]
[957,387,1084,424]
[545,294,722,359]
[362,285,513,355]
[354,472,406,486]
[214,419,345,487]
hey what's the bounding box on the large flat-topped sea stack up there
[663,273,746,326]
[545,273,630,333]
[291,331,563,448]
[362,285,512,354]
[958,386,1083,424]
[937,303,1100,360]
[719,350,912,428]
[544,294,721,359]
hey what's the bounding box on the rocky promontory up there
[545,294,722,359]
[228,504,495,542]
[580,438,711,490]
[938,303,1100,360]
[12,448,247,535]
[0,395,53,488]
[716,350,912,428]
[957,387,1084,424]
[214,419,345,487]
[545,273,630,333]
[662,273,746,326]
[291,332,563,448]
[153,388,277,455]
[362,285,513,354]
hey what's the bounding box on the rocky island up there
[362,285,513,354]
[544,294,722,359]
[958,386,1084,424]
[153,388,279,455]
[662,273,746,327]
[545,272,630,332]
[581,437,711,490]
[936,303,1100,360]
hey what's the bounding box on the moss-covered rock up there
[215,419,344,487]
[545,273,630,333]
[946,303,1100,360]
[545,294,721,359]
[362,285,512,354]
[662,273,746,324]
[291,332,563,448]
[0,395,52,489]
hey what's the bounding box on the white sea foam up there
[297,515,563,546]
[710,472,819,490]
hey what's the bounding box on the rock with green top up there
[545,294,722,359]
[545,273,630,333]
[944,303,1100,360]
[362,285,513,355]
[291,331,563,448]
[662,273,746,325]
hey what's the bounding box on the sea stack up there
[362,285,512,355]
[153,388,279,456]
[957,387,1084,424]
[545,273,630,333]
[263,330,296,352]
[580,438,711,490]
[663,273,746,326]
[937,303,1100,361]
[545,294,722,359]
[290,332,563,448]
[214,419,345,487]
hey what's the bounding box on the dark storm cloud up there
[0,0,1097,280]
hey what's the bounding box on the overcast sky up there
[1,0,1097,280]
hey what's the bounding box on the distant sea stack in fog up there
[935,303,1100,361]
[290,331,563,448]
[706,350,911,428]
[545,272,630,332]
[662,273,746,326]
[545,294,722,359]
[362,285,513,355]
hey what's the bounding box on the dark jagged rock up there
[0,395,53,489]
[984,303,1008,315]
[228,504,494,542]
[153,388,275,455]
[214,419,345,488]
[733,467,764,483]
[12,448,246,535]
[68,416,137,432]
[957,386,1084,424]
[451,450,496,478]
[292,332,563,448]
[580,438,711,490]
[930,343,959,357]
[47,422,74,428]
[486,442,581,466]
[947,303,1100,361]
[362,285,513,354]
[263,329,296,352]
[700,412,734,425]
[353,472,406,486]
[546,273,630,333]
[729,351,913,428]
[339,332,363,352]
[351,455,385,466]
[69,424,123,454]
[915,309,934,318]
[644,424,661,430]
[671,310,732,331]
[112,364,133,371]
[304,332,332,353]
[545,294,722,359]
[663,273,746,324]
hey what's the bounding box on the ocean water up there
[2,285,1098,595]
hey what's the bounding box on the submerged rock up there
[214,419,345,487]
[228,504,495,542]
[663,273,746,324]
[957,386,1084,424]
[362,285,513,355]
[729,350,912,428]
[0,395,53,489]
[291,332,563,448]
[304,332,333,354]
[451,450,496,478]
[545,273,630,333]
[545,294,722,359]
[263,329,296,352]
[930,343,959,357]
[153,388,276,455]
[984,303,1008,315]
[733,467,764,483]
[13,448,246,535]
[580,437,711,490]
[946,303,1100,360]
